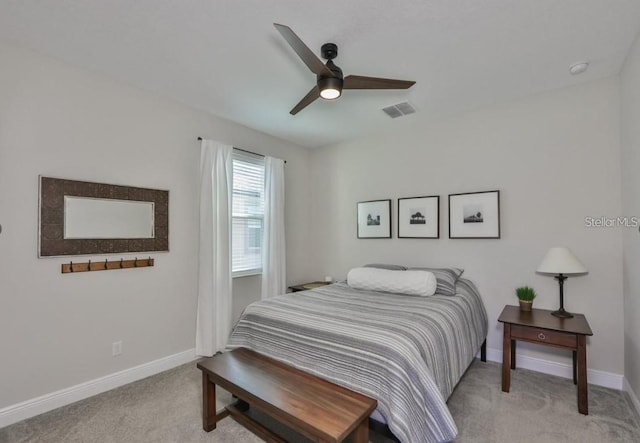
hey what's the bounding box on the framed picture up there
[448,190,500,239]
[398,195,439,238]
[357,199,392,238]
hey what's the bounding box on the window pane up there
[232,217,263,272]
[232,150,265,275]
[233,163,264,217]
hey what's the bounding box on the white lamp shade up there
[536,247,588,275]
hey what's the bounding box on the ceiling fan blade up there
[343,75,416,90]
[290,85,320,115]
[274,23,332,77]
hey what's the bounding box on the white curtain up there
[195,140,233,356]
[261,156,286,299]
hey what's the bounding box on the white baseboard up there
[482,347,623,390]
[624,377,640,417]
[1,346,627,430]
[0,348,197,429]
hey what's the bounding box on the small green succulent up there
[516,286,537,302]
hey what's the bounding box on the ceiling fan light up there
[318,77,343,100]
[320,88,341,100]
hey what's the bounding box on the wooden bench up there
[197,348,378,443]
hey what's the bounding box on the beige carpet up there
[447,361,640,443]
[1,359,639,443]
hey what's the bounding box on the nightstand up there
[288,281,331,293]
[498,305,593,414]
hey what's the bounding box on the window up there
[232,149,265,277]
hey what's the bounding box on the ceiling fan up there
[274,23,416,115]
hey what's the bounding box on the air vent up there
[382,102,416,118]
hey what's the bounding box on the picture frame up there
[357,199,392,238]
[397,195,439,238]
[448,190,500,239]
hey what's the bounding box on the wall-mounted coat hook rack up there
[62,257,154,274]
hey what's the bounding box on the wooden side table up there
[498,305,593,414]
[288,281,331,293]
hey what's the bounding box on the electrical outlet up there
[112,341,122,356]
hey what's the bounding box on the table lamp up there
[536,247,588,318]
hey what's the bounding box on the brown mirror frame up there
[39,176,169,257]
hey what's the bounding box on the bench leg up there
[202,372,217,431]
[351,418,369,443]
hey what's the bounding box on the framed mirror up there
[39,176,169,257]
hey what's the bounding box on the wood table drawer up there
[511,325,577,348]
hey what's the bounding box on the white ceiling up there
[1,1,639,148]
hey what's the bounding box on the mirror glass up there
[64,196,155,239]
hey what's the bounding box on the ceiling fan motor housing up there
[318,57,344,100]
[318,57,344,99]
[317,76,343,99]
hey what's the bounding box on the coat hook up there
[148,256,152,265]
[134,257,138,267]
[70,261,74,272]
[88,259,91,271]
[104,259,108,270]
[120,258,124,269]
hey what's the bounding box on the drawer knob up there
[538,333,546,340]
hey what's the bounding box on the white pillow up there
[347,267,437,296]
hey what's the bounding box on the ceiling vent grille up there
[382,102,416,118]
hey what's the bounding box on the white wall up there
[621,31,640,404]
[0,41,311,411]
[310,77,623,376]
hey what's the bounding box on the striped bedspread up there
[226,278,488,443]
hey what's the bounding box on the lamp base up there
[551,308,574,319]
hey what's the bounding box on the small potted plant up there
[516,286,537,311]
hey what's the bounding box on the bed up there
[226,272,488,443]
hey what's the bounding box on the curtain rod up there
[197,137,286,163]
